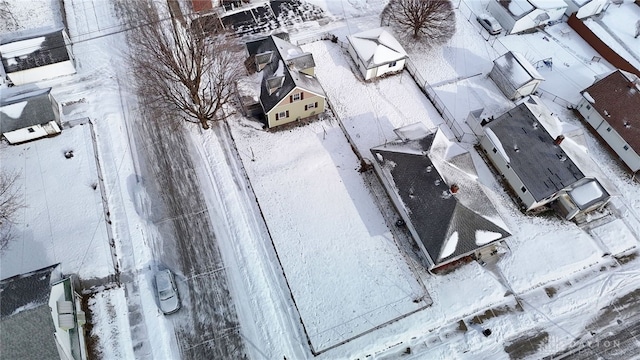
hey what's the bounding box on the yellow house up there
[246,35,326,128]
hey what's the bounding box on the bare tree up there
[0,171,24,253]
[381,0,456,46]
[0,0,19,32]
[125,0,243,129]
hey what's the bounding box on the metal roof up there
[0,27,70,73]
[0,87,56,134]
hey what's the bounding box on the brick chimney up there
[554,135,565,146]
[450,184,459,194]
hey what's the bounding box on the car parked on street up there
[155,269,181,315]
[477,14,502,35]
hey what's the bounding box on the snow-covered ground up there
[3,0,640,359]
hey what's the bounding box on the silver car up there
[155,269,181,314]
[477,14,502,35]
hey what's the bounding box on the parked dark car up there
[477,14,502,35]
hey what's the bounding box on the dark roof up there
[0,26,70,73]
[0,86,57,134]
[371,133,510,268]
[485,102,584,201]
[583,70,640,154]
[0,264,59,360]
[246,35,325,113]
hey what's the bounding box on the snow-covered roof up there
[245,35,325,113]
[347,28,407,69]
[568,178,609,209]
[483,99,585,202]
[1,86,57,134]
[529,0,567,10]
[0,26,70,73]
[493,51,544,88]
[498,0,566,18]
[371,127,510,269]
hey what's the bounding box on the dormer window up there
[255,51,273,72]
[267,76,285,95]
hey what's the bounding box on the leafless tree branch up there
[381,0,456,46]
[123,0,243,129]
[0,171,24,253]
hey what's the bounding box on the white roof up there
[529,0,568,9]
[348,28,407,69]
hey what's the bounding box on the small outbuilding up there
[576,69,640,174]
[347,28,407,81]
[0,26,76,86]
[487,0,567,34]
[1,86,62,144]
[371,123,511,273]
[480,96,610,219]
[489,51,544,100]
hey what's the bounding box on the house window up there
[28,127,35,133]
[291,93,303,102]
[275,110,289,120]
[624,145,629,151]
[606,127,612,132]
[492,148,497,154]
[389,61,397,68]
[521,186,527,193]
[305,102,319,111]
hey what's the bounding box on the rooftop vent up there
[450,184,459,194]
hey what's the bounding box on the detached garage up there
[489,51,544,100]
[1,87,62,144]
[347,28,407,81]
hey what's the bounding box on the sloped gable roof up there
[348,28,407,69]
[0,26,70,73]
[484,100,584,201]
[371,129,510,268]
[493,51,544,88]
[0,86,56,134]
[582,70,640,154]
[0,264,60,360]
[246,35,325,113]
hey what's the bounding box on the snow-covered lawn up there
[0,124,112,280]
[229,117,427,353]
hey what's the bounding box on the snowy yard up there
[228,116,427,353]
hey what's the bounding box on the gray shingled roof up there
[245,35,325,113]
[0,264,59,360]
[485,101,584,201]
[0,26,70,73]
[0,86,57,134]
[371,132,510,268]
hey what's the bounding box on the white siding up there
[7,60,76,85]
[3,120,61,144]
[577,98,640,173]
[480,134,538,210]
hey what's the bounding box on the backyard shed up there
[489,51,544,100]
[347,28,407,81]
[1,86,62,144]
[0,26,76,85]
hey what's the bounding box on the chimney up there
[554,135,565,146]
[450,184,459,194]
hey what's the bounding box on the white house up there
[564,0,607,19]
[487,0,567,34]
[0,26,76,85]
[489,51,544,100]
[347,28,407,81]
[1,87,62,144]
[576,70,640,173]
[480,96,610,219]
